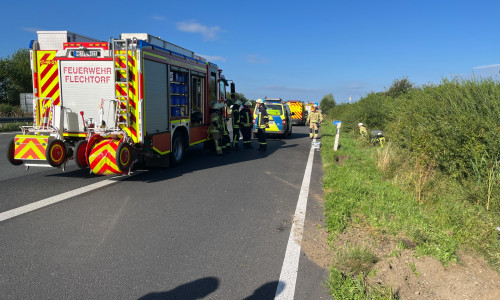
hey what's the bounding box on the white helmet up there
[244,101,252,106]
[256,99,264,104]
[358,123,364,126]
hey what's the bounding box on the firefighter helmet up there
[256,99,263,104]
[358,123,364,126]
[244,101,252,106]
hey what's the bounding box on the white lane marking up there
[275,138,316,299]
[0,172,144,223]
[0,132,20,135]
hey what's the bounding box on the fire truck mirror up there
[230,83,235,100]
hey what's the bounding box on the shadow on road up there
[244,280,282,300]
[42,130,309,183]
[137,279,283,300]
[138,277,219,300]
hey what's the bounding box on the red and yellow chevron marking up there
[14,135,49,160]
[115,50,140,143]
[88,139,126,175]
[287,102,303,120]
[36,51,60,107]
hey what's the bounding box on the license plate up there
[72,50,100,58]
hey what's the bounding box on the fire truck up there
[285,100,305,125]
[7,31,235,175]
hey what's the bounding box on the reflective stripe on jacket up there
[257,106,269,129]
[240,108,253,127]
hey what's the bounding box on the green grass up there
[321,120,500,299]
[0,122,25,132]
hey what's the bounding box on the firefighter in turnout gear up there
[255,99,269,151]
[231,100,242,150]
[358,123,367,138]
[209,102,224,155]
[307,104,323,139]
[240,101,253,149]
[222,103,231,153]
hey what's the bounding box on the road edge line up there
[275,138,316,299]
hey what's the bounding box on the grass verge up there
[321,120,500,299]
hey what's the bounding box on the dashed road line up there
[0,172,145,223]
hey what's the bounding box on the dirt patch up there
[333,226,500,299]
[335,155,350,166]
[301,190,333,269]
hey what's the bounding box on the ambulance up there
[253,98,293,138]
[7,31,235,175]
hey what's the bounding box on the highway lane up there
[0,126,328,299]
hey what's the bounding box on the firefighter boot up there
[309,128,313,139]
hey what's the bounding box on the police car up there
[253,98,293,138]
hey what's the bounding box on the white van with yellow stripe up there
[253,99,293,138]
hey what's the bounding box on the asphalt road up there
[0,126,329,300]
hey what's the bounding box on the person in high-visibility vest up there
[239,101,253,149]
[231,100,242,151]
[255,99,269,151]
[209,102,224,155]
[306,104,323,138]
[358,123,367,138]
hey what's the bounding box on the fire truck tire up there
[116,142,134,171]
[46,139,67,167]
[74,140,88,169]
[7,139,23,166]
[170,132,185,166]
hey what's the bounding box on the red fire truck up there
[7,31,235,175]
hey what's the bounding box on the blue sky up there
[1,0,499,103]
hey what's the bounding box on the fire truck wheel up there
[74,140,88,169]
[170,132,185,166]
[46,139,67,167]
[116,143,135,171]
[7,139,23,166]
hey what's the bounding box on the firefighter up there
[358,123,367,138]
[209,102,224,155]
[221,103,231,153]
[231,100,242,150]
[240,101,254,149]
[306,104,323,139]
[255,99,269,151]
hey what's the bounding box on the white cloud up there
[151,15,166,21]
[21,27,41,33]
[473,64,500,70]
[197,54,226,62]
[176,20,221,41]
[247,54,270,64]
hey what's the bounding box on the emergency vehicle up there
[7,31,235,175]
[285,100,305,125]
[253,98,292,138]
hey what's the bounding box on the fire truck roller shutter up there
[143,59,169,134]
